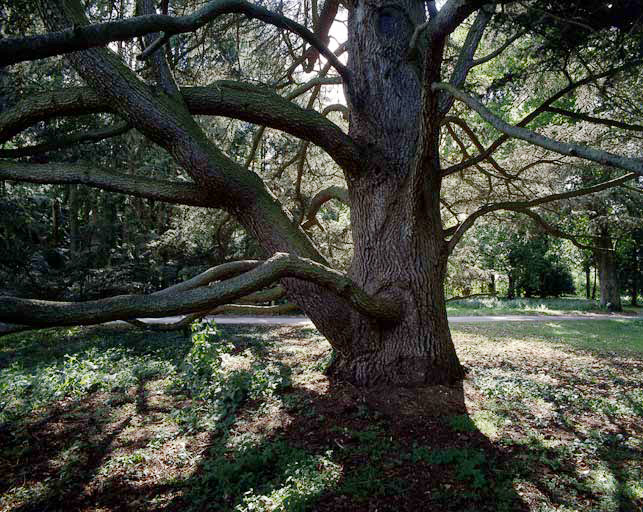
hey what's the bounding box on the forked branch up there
[0,253,402,329]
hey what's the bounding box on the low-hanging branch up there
[520,209,599,251]
[433,82,643,176]
[0,160,213,207]
[446,172,636,252]
[3,0,350,81]
[0,253,402,329]
[127,302,297,332]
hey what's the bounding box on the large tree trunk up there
[322,0,464,386]
[597,229,622,311]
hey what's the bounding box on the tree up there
[1,0,642,385]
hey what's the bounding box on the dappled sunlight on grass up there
[1,320,641,511]
[453,320,643,511]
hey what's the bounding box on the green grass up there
[452,319,643,354]
[446,296,641,316]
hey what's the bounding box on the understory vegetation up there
[1,320,642,511]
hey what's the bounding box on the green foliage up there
[187,440,340,512]
[0,342,172,427]
[167,320,291,433]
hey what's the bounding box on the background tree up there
[0,0,642,385]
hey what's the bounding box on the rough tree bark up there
[327,0,464,385]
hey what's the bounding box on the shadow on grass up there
[2,324,642,511]
[150,379,530,512]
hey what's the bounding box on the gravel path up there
[138,312,638,327]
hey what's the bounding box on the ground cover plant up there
[1,319,642,511]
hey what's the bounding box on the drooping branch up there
[434,82,643,176]
[5,0,350,80]
[446,293,494,302]
[128,286,287,332]
[444,116,563,180]
[471,28,529,67]
[0,253,402,328]
[520,209,600,251]
[0,160,213,207]
[0,121,130,158]
[127,302,297,332]
[446,172,636,252]
[440,61,643,176]
[0,83,361,171]
[301,185,349,229]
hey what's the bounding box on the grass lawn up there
[446,296,642,317]
[1,319,642,511]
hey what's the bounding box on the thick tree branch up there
[301,185,349,230]
[446,173,636,252]
[153,260,262,295]
[0,253,402,327]
[0,121,130,158]
[0,160,213,206]
[0,83,361,171]
[434,82,643,176]
[5,0,350,80]
[0,88,107,143]
[36,0,355,350]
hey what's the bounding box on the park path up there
[141,312,639,327]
